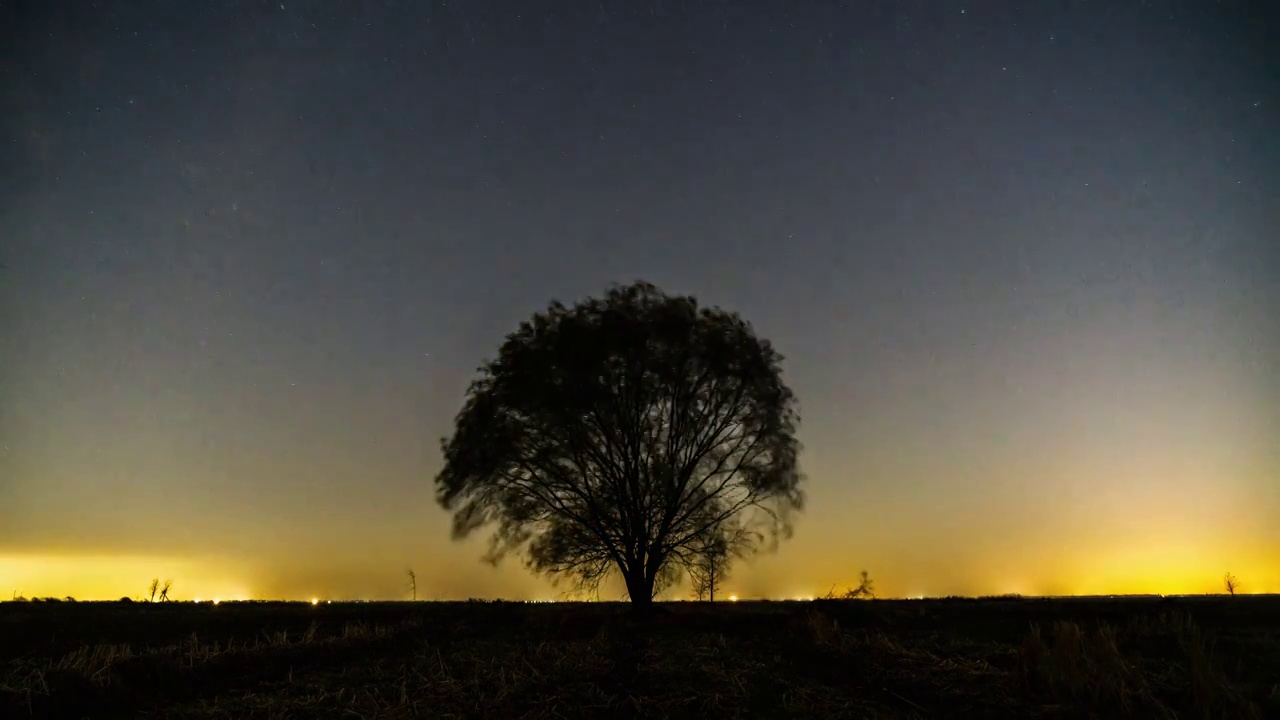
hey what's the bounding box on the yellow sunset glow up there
[1,542,1276,601]
[0,553,253,602]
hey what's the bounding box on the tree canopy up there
[434,281,804,606]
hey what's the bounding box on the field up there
[2,596,1276,718]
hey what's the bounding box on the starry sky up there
[2,0,1277,602]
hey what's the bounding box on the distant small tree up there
[1224,572,1240,596]
[852,570,875,599]
[159,579,172,602]
[407,568,417,601]
[824,570,875,600]
[148,578,159,602]
[686,533,727,601]
[678,516,756,601]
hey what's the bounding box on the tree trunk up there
[624,570,655,609]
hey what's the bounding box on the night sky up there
[2,0,1277,601]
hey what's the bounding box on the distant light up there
[326,600,331,604]
[194,598,201,604]
[728,595,739,602]
[311,598,319,606]
[213,598,221,605]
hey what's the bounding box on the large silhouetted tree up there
[435,282,804,607]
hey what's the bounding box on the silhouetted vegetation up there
[1,596,1274,718]
[435,282,804,607]
[823,570,876,600]
[684,529,730,601]
[1224,572,1240,596]
[678,519,754,601]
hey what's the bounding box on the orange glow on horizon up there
[0,542,1275,602]
[0,553,253,602]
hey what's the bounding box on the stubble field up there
[2,595,1276,718]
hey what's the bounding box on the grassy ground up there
[1,596,1276,718]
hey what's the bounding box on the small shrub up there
[1224,572,1240,596]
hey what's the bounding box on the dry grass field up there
[2,595,1276,718]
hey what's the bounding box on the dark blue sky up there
[2,0,1276,600]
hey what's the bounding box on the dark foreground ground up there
[1,596,1276,719]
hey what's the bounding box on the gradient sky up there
[2,0,1277,602]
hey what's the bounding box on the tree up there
[680,517,755,601]
[159,579,172,602]
[686,532,728,602]
[435,282,804,608]
[823,570,875,600]
[849,570,875,599]
[1224,572,1240,596]
[148,578,159,603]
[407,568,417,601]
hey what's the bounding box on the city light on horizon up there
[2,546,1277,602]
